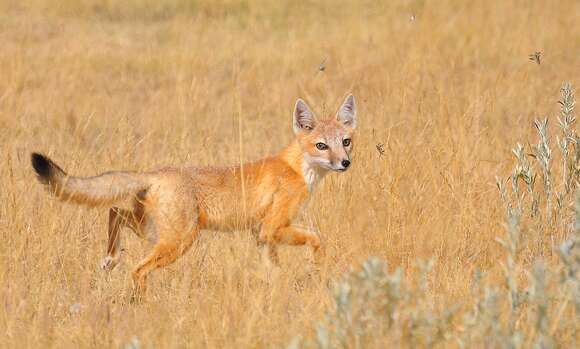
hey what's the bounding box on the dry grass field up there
[0,0,579,348]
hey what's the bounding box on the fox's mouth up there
[330,165,349,172]
[332,161,351,172]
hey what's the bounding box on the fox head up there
[293,94,357,172]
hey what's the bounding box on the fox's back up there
[144,156,308,232]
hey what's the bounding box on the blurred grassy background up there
[0,0,578,347]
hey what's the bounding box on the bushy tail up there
[31,153,149,207]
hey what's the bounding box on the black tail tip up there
[31,152,53,179]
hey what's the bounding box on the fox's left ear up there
[336,94,356,129]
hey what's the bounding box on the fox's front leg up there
[258,190,319,263]
[275,225,321,251]
[101,207,135,271]
[258,224,321,265]
[256,224,281,265]
[281,225,324,265]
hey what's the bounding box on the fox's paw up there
[99,255,119,272]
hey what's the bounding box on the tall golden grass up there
[0,0,578,347]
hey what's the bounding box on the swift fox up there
[31,95,357,297]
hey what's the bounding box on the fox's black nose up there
[341,160,351,168]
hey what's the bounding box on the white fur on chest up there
[301,160,326,192]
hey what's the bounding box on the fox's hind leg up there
[130,217,200,301]
[100,207,140,271]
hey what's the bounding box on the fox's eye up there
[343,139,351,147]
[316,142,328,150]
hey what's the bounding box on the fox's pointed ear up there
[336,94,356,129]
[293,99,316,134]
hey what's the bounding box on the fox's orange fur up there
[31,95,357,298]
